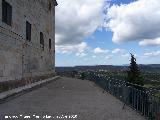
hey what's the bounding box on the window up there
[48,1,52,11]
[2,0,12,26]
[26,21,31,41]
[49,39,51,50]
[40,32,44,49]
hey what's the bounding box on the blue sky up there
[55,0,160,66]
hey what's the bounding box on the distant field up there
[91,70,160,89]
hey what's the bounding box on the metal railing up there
[84,73,160,120]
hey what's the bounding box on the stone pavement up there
[0,77,145,120]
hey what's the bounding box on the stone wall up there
[0,0,56,82]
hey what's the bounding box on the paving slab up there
[0,77,145,120]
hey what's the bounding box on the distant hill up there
[56,65,125,72]
[139,64,160,72]
[56,64,160,72]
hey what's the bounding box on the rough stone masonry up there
[0,0,57,82]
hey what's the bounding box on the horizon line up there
[55,63,160,67]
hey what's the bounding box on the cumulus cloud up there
[105,55,112,60]
[106,0,160,45]
[76,53,87,57]
[94,47,109,54]
[92,55,96,58]
[56,42,88,54]
[112,48,125,54]
[144,51,160,57]
[111,48,131,58]
[55,0,105,45]
[139,38,160,46]
[121,53,130,58]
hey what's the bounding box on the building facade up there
[0,0,57,82]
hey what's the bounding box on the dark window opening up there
[49,1,52,11]
[2,0,12,26]
[49,39,51,50]
[40,32,44,49]
[26,21,31,41]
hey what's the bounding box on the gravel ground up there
[0,77,146,120]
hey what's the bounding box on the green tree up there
[80,72,87,80]
[127,53,144,86]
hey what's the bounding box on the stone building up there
[0,0,57,82]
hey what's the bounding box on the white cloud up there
[94,47,109,54]
[144,51,160,57]
[92,55,96,58]
[121,53,130,58]
[55,0,105,45]
[76,53,87,57]
[106,0,160,45]
[139,38,160,46]
[105,55,112,60]
[56,42,88,54]
[112,48,125,54]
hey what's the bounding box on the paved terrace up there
[0,77,145,120]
